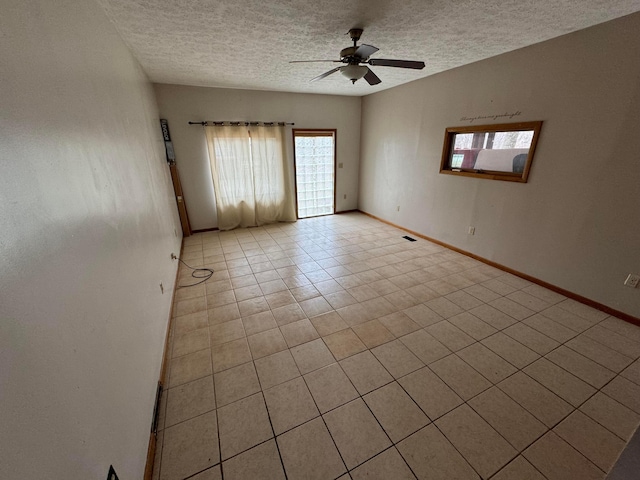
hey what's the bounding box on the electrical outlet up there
[343,194,347,199]
[624,273,640,288]
[171,253,177,260]
[338,162,344,168]
[160,283,164,294]
[468,226,475,235]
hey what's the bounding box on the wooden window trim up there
[439,121,543,183]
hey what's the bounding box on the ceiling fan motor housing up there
[348,28,363,42]
[340,46,360,62]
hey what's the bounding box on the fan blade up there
[364,67,381,85]
[368,58,425,69]
[290,60,340,63]
[354,44,379,59]
[310,67,341,82]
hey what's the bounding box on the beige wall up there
[0,0,182,478]
[359,13,640,318]
[154,84,362,230]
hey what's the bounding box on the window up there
[439,121,543,182]
[205,125,296,230]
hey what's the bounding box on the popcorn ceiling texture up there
[97,0,640,96]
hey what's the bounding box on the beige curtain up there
[205,125,296,230]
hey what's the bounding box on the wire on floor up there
[176,257,214,288]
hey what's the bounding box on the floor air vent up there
[402,235,417,242]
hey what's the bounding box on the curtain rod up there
[188,121,294,126]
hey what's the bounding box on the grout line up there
[429,419,487,479]
[298,366,350,477]
[258,390,290,480]
[207,293,224,480]
[485,454,548,480]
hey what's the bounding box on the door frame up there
[169,163,192,236]
[292,129,337,219]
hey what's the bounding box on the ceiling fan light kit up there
[291,28,425,86]
[341,64,368,83]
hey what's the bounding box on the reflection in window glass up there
[454,133,474,150]
[493,130,534,149]
[451,153,464,168]
[453,131,533,151]
[450,130,534,173]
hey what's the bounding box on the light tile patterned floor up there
[153,213,640,480]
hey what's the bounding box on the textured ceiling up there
[97,0,640,96]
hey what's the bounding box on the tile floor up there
[152,212,640,480]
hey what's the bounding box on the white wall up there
[359,13,640,319]
[0,1,182,479]
[154,84,362,230]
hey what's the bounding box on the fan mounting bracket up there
[348,28,363,45]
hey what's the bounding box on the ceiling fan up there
[290,28,425,85]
